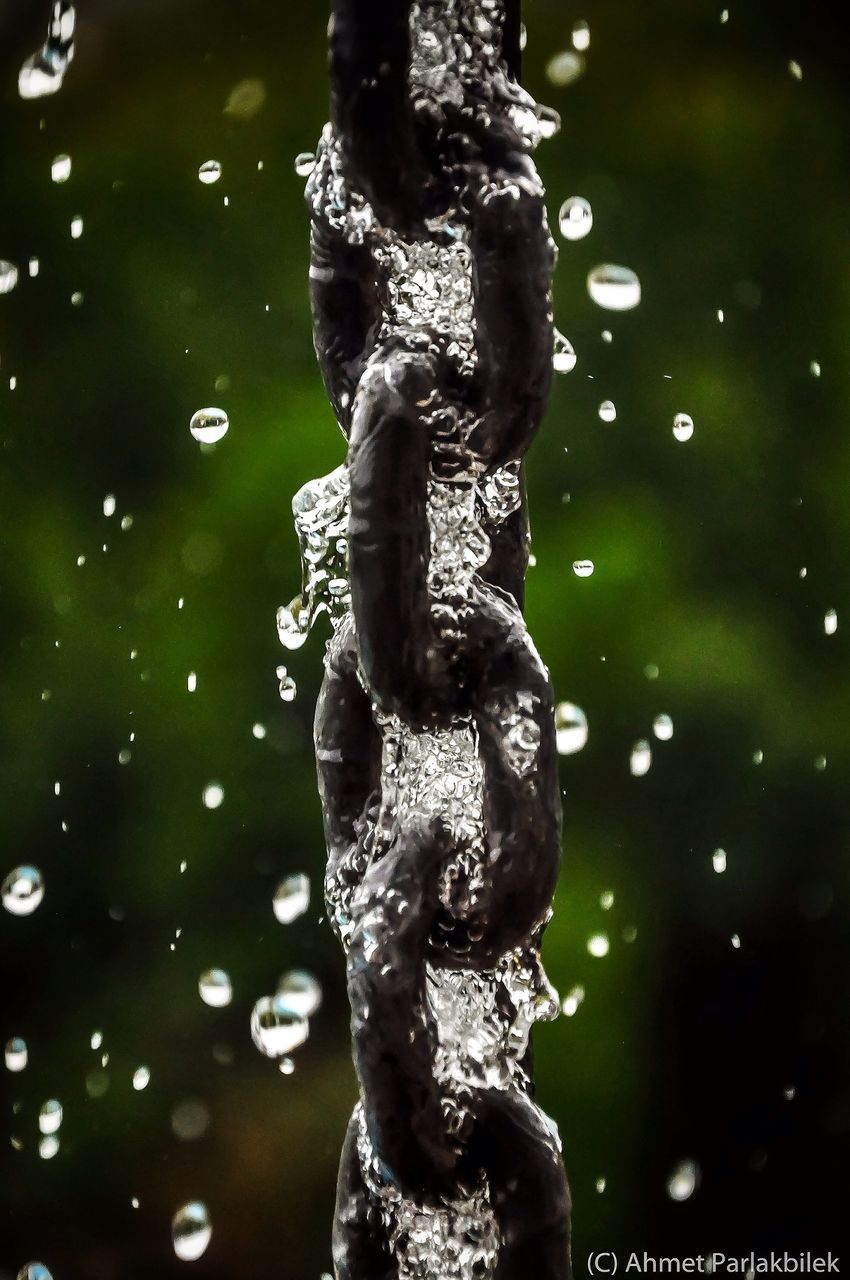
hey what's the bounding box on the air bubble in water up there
[17,1264,53,1280]
[824,609,837,636]
[294,151,316,177]
[572,560,594,578]
[201,782,224,810]
[558,196,593,242]
[172,1201,212,1261]
[189,407,229,444]
[273,873,310,924]
[198,160,221,185]
[630,740,652,776]
[673,412,694,442]
[587,264,642,311]
[598,400,616,423]
[277,969,322,1017]
[572,20,591,51]
[51,154,71,183]
[1,261,19,294]
[250,994,310,1058]
[132,1065,151,1090]
[653,714,674,740]
[667,1158,700,1202]
[199,968,233,1008]
[2,866,45,916]
[5,1037,28,1071]
[39,1100,62,1134]
[554,702,588,755]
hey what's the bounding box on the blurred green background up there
[1,0,848,1275]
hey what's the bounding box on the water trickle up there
[189,407,229,444]
[673,412,694,442]
[667,1158,700,1202]
[552,329,577,373]
[598,400,616,423]
[277,969,322,1017]
[554,701,588,755]
[2,866,45,917]
[132,1065,151,1090]
[1,260,19,294]
[652,713,674,740]
[172,1201,212,1261]
[199,968,233,1008]
[5,1037,28,1071]
[629,739,652,777]
[250,994,310,1058]
[51,154,72,183]
[558,196,593,241]
[572,559,594,578]
[198,160,222,185]
[587,264,642,311]
[201,782,224,810]
[273,873,310,924]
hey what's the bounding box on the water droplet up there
[667,1158,700,1201]
[2,866,45,916]
[587,932,610,958]
[250,994,310,1058]
[720,7,729,22]
[294,151,316,177]
[252,722,266,740]
[595,1176,606,1193]
[552,329,577,374]
[51,153,71,183]
[277,666,297,702]
[172,1201,212,1261]
[198,160,221,185]
[731,933,741,949]
[712,848,727,874]
[224,77,267,119]
[652,714,674,741]
[587,264,642,312]
[132,1065,150,1090]
[102,493,116,517]
[171,1098,211,1142]
[277,969,322,1018]
[545,51,584,87]
[824,609,837,636]
[39,1134,60,1159]
[189,407,229,445]
[572,560,594,578]
[673,412,694,442]
[783,1085,796,1101]
[809,360,821,377]
[789,59,802,80]
[600,890,615,910]
[598,400,616,423]
[17,1264,53,1280]
[201,783,224,810]
[5,1037,28,1071]
[571,20,591,51]
[273,873,310,924]
[561,984,585,1016]
[1,260,19,294]
[554,702,588,755]
[629,740,652,777]
[199,968,233,1008]
[187,671,197,693]
[39,1099,62,1134]
[276,597,310,650]
[558,196,593,241]
[29,257,39,278]
[70,215,83,239]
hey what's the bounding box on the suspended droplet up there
[29,257,39,278]
[172,1201,212,1262]
[252,722,266,739]
[667,1158,700,1202]
[39,1134,60,1160]
[571,20,591,51]
[2,866,45,917]
[554,702,588,755]
[552,329,577,374]
[545,51,584,87]
[788,60,802,81]
[273,873,310,924]
[558,196,593,242]
[587,933,610,958]
[712,848,727,874]
[294,151,316,177]
[38,1099,62,1135]
[277,969,322,1018]
[824,609,837,636]
[201,782,224,810]
[0,260,19,294]
[572,560,594,578]
[629,740,652,777]
[277,666,297,702]
[673,412,694,442]
[652,714,674,741]
[809,360,821,377]
[5,1037,28,1071]
[17,1264,53,1280]
[561,984,585,1016]
[171,1098,211,1142]
[198,160,222,185]
[51,154,72,183]
[731,933,741,949]
[70,215,83,239]
[189,407,229,444]
[598,400,616,423]
[199,968,233,1008]
[250,994,310,1058]
[587,264,642,311]
[276,597,310,650]
[132,1065,151,1091]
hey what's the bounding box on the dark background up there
[1,0,849,1275]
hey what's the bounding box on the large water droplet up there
[598,400,616,423]
[5,1037,28,1071]
[38,1099,62,1134]
[2,866,45,916]
[572,560,594,578]
[172,1201,212,1261]
[250,994,310,1058]
[653,714,674,741]
[51,154,72,183]
[276,597,310,650]
[554,702,589,755]
[572,19,591,51]
[277,969,322,1018]
[667,1158,700,1202]
[201,782,224,810]
[629,740,652,777]
[189,407,229,445]
[199,968,233,1008]
[132,1065,151,1090]
[1,260,19,294]
[273,873,310,924]
[673,412,694,442]
[198,160,221,185]
[587,264,642,311]
[552,329,577,374]
[558,196,593,242]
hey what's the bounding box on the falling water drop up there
[38,1100,62,1134]
[673,413,694,442]
[189,407,229,444]
[554,702,588,755]
[39,1134,60,1160]
[277,969,322,1017]
[172,1201,212,1261]
[545,51,584,87]
[552,329,577,374]
[558,196,593,241]
[587,933,610,958]
[250,994,310,1058]
[587,264,642,311]
[667,1159,700,1201]
[201,782,224,810]
[197,160,222,185]
[561,984,585,1016]
[824,609,837,636]
[571,20,591,51]
[5,1037,28,1071]
[572,559,594,578]
[652,714,674,741]
[132,1065,151,1091]
[51,154,72,183]
[273,873,310,924]
[809,360,821,377]
[1,261,19,294]
[2,866,45,916]
[629,740,652,777]
[276,597,310,649]
[294,151,317,177]
[598,400,616,423]
[712,848,727,874]
[70,215,83,239]
[277,666,297,702]
[198,968,233,1008]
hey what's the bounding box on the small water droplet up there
[809,360,821,377]
[667,1158,700,1202]
[199,968,233,1008]
[652,714,674,741]
[788,59,802,80]
[132,1065,150,1091]
[598,399,616,423]
[5,1037,28,1071]
[198,160,221,185]
[201,783,224,810]
[70,215,83,239]
[595,1176,606,1193]
[250,994,310,1058]
[276,969,322,1018]
[172,1201,212,1261]
[587,264,641,311]
[252,722,266,740]
[2,866,45,917]
[294,151,316,177]
[673,412,694,442]
[171,1098,210,1142]
[712,848,727,874]
[29,257,39,278]
[571,20,591,51]
[587,933,609,958]
[1,260,20,294]
[38,1099,62,1135]
[824,609,837,636]
[51,154,71,183]
[552,329,577,374]
[554,702,588,755]
[600,890,615,910]
[39,1134,60,1160]
[572,560,594,578]
[731,933,741,949]
[545,50,584,87]
[629,740,652,777]
[276,597,310,650]
[558,196,593,241]
[276,666,297,702]
[189,407,229,444]
[187,672,197,693]
[561,984,585,1016]
[273,873,310,925]
[17,1264,53,1280]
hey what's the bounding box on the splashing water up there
[18,1,76,100]
[276,969,322,1017]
